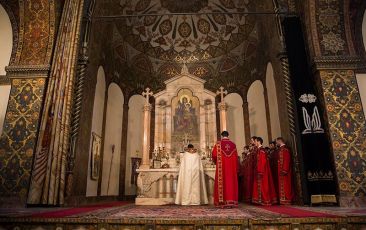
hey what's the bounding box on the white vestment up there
[175,152,208,205]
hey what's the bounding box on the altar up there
[136,166,216,205]
[136,66,223,205]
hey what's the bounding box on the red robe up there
[241,147,257,202]
[277,145,293,205]
[252,147,277,205]
[269,149,279,202]
[212,138,238,207]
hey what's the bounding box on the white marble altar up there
[136,167,216,205]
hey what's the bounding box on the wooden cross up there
[142,88,153,105]
[216,86,228,103]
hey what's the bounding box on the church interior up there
[0,0,366,229]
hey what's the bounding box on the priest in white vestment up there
[175,144,208,205]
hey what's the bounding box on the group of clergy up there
[175,131,293,208]
[239,136,294,206]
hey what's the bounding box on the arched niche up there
[0,4,12,135]
[101,83,124,196]
[356,10,366,118]
[225,93,245,153]
[125,94,145,196]
[86,66,106,197]
[0,4,12,75]
[265,62,281,140]
[247,80,269,145]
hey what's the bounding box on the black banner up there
[282,17,338,204]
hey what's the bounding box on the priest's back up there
[175,147,208,205]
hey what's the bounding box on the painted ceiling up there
[95,0,273,92]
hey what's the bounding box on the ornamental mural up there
[106,0,263,93]
[117,0,258,62]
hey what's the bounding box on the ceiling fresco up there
[92,0,277,93]
[116,0,258,62]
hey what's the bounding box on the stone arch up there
[265,62,281,140]
[247,80,269,145]
[86,66,106,197]
[225,93,245,153]
[101,83,124,196]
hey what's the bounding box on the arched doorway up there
[86,66,106,197]
[0,3,12,135]
[247,80,269,145]
[101,83,124,196]
[225,93,245,152]
[125,95,145,196]
[265,63,281,139]
[356,10,366,117]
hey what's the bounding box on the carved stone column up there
[218,102,228,133]
[216,87,228,132]
[141,104,152,169]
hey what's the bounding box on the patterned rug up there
[1,202,365,221]
[31,204,341,220]
[83,205,256,220]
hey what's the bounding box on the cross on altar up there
[217,86,228,103]
[142,88,153,105]
[183,133,189,144]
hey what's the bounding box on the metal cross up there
[142,88,153,105]
[216,86,228,103]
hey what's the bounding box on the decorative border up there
[312,57,366,71]
[5,65,51,78]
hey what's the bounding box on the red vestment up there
[212,138,238,207]
[241,147,257,202]
[252,147,277,205]
[277,145,293,205]
[269,149,279,202]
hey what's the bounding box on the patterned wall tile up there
[308,0,354,57]
[18,0,55,65]
[0,78,45,200]
[319,70,366,206]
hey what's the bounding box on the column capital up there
[218,102,227,111]
[143,104,152,112]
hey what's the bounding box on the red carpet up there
[258,205,339,218]
[30,201,131,218]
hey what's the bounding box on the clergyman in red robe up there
[241,137,257,203]
[252,137,277,206]
[268,141,279,202]
[276,137,294,205]
[212,131,238,208]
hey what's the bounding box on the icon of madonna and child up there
[173,95,199,137]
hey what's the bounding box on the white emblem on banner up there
[302,106,324,134]
[299,94,317,103]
